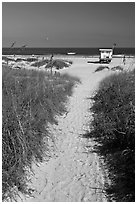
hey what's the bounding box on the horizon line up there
[2,47,135,49]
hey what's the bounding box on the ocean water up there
[2,47,135,56]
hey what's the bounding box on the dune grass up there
[31,59,49,67]
[2,56,16,62]
[45,59,72,69]
[31,58,73,69]
[2,64,80,201]
[111,66,123,71]
[95,65,109,72]
[86,69,135,201]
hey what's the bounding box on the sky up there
[2,2,135,48]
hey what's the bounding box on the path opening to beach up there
[16,57,134,202]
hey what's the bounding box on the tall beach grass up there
[2,64,80,200]
[86,69,135,201]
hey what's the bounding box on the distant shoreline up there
[2,54,135,59]
[2,47,135,56]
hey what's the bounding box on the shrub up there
[26,57,38,62]
[31,59,49,67]
[86,70,135,201]
[45,59,72,69]
[111,66,123,71]
[2,65,79,200]
[95,66,109,72]
[2,56,16,62]
[31,59,72,69]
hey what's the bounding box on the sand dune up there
[6,56,134,202]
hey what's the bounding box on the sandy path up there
[18,58,114,202]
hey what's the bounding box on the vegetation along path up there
[21,58,113,202]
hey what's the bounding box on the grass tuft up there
[31,58,73,69]
[45,59,72,70]
[95,66,109,72]
[86,70,135,201]
[31,59,49,67]
[111,66,123,71]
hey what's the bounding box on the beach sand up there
[7,56,134,202]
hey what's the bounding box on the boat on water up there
[67,52,76,55]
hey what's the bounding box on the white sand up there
[9,57,134,202]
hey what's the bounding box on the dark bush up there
[111,66,123,71]
[26,57,38,62]
[31,59,49,67]
[95,66,109,72]
[45,59,72,69]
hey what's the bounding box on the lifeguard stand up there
[99,49,113,63]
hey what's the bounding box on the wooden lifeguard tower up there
[99,49,113,63]
[99,43,116,63]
